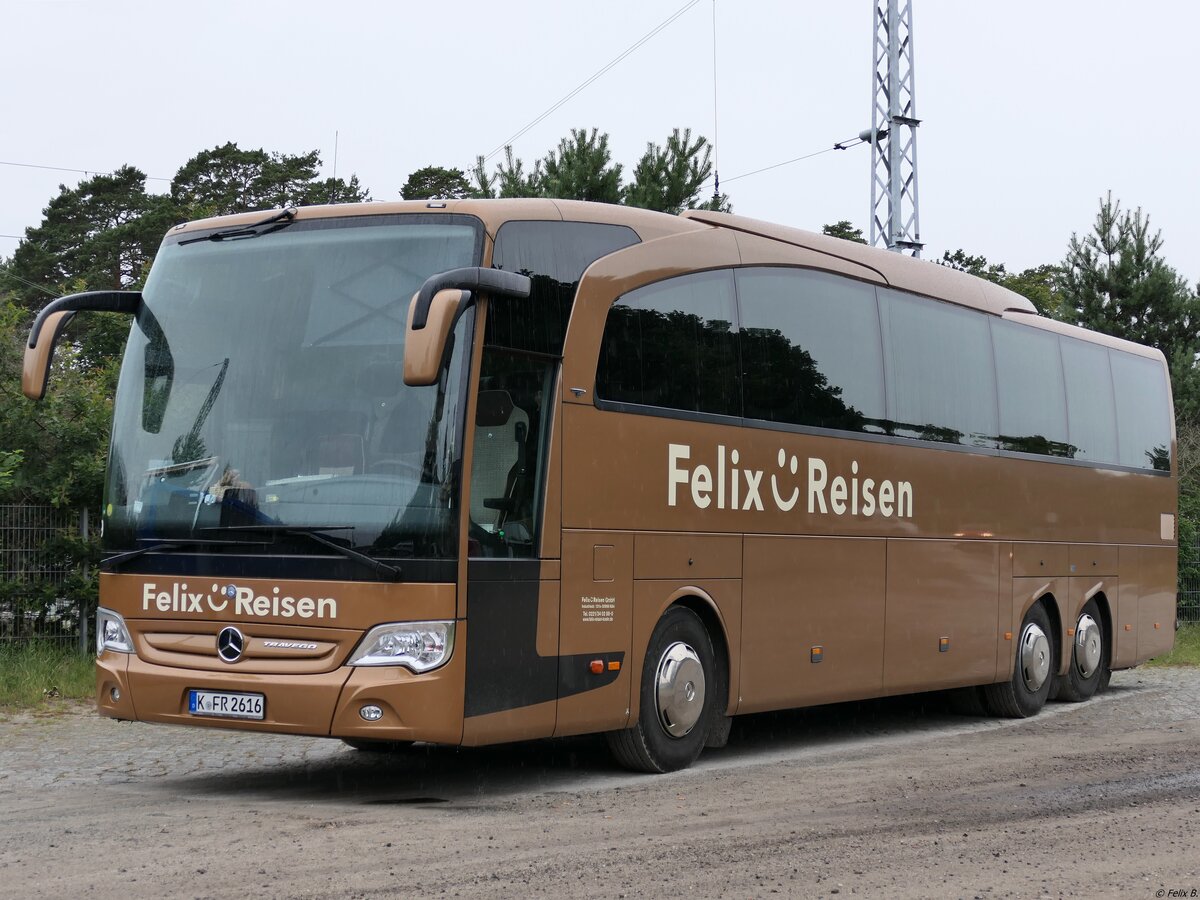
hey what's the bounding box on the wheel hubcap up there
[655,641,706,738]
[1020,622,1051,693]
[1075,614,1102,679]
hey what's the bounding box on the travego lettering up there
[140,582,338,620]
[667,443,913,519]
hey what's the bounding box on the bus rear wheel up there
[983,602,1055,718]
[606,606,715,773]
[1055,599,1109,702]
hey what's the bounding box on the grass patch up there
[1144,623,1200,667]
[0,641,94,710]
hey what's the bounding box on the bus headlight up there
[96,607,134,655]
[346,621,455,672]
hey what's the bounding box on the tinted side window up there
[597,270,740,416]
[1060,337,1118,464]
[1110,350,1172,471]
[489,220,639,356]
[992,320,1071,456]
[879,289,999,448]
[737,268,885,432]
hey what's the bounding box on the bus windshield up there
[103,215,482,560]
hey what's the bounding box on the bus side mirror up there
[403,289,470,387]
[23,290,142,400]
[403,267,532,387]
[23,310,75,400]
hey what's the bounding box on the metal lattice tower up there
[867,0,923,256]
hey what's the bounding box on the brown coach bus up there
[24,199,1177,772]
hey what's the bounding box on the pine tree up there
[539,129,623,204]
[1058,192,1200,421]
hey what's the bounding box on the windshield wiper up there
[178,206,296,246]
[104,537,271,572]
[199,525,403,581]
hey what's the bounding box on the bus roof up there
[680,209,1039,317]
[166,199,1174,358]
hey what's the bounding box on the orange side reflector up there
[1124,624,1132,631]
[810,646,823,663]
[589,659,604,674]
[1154,623,1161,629]
[1067,627,1076,637]
[939,636,950,652]
[608,660,620,671]
[1004,631,1012,641]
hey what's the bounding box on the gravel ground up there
[1,668,1198,899]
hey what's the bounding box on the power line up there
[0,269,61,299]
[483,0,704,161]
[0,159,171,182]
[703,135,867,188]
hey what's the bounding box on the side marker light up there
[810,646,823,663]
[939,637,950,653]
[607,660,621,671]
[589,659,604,675]
[1004,631,1012,641]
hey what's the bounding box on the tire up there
[1055,599,1109,702]
[606,606,715,773]
[983,602,1055,718]
[341,739,413,753]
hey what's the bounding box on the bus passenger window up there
[878,288,999,448]
[1060,337,1118,465]
[737,268,885,433]
[596,270,739,416]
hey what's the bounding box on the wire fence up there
[1177,540,1200,625]
[0,505,94,652]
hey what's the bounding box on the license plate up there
[188,689,265,720]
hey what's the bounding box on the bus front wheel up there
[1054,599,1109,702]
[983,602,1055,718]
[606,606,715,773]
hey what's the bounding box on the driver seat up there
[470,390,528,533]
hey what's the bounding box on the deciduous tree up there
[400,166,473,200]
[821,221,867,244]
[170,142,368,218]
[5,166,174,311]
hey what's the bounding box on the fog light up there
[359,705,383,721]
[110,687,121,702]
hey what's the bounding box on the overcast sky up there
[3,0,1197,283]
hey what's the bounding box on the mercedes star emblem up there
[216,626,244,663]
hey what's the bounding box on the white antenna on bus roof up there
[865,0,923,257]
